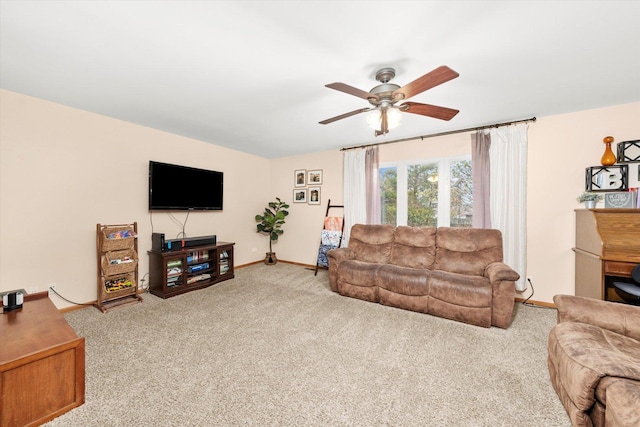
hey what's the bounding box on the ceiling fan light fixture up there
[387,106,402,129]
[366,109,381,130]
[367,107,402,131]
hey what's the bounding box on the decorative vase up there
[584,200,597,209]
[264,252,278,265]
[600,136,616,166]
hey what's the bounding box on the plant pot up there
[264,252,278,265]
[584,200,597,209]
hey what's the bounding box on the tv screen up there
[149,161,223,211]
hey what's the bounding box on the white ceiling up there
[1,1,639,159]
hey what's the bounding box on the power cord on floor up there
[139,272,150,293]
[521,278,555,309]
[49,286,94,306]
[522,277,536,307]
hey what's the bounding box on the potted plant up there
[255,197,289,265]
[577,191,602,208]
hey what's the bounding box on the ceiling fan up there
[319,65,460,136]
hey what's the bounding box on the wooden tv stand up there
[0,292,85,426]
[148,241,234,299]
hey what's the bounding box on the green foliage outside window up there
[380,167,397,225]
[407,164,439,226]
[450,160,473,227]
[379,159,473,228]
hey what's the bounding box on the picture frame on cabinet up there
[293,189,307,203]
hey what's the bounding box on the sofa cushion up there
[434,227,504,276]
[337,260,381,302]
[429,270,492,306]
[390,226,436,269]
[377,265,430,295]
[605,379,640,426]
[377,265,430,314]
[428,270,492,327]
[348,224,395,264]
[338,260,380,287]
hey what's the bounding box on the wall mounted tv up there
[149,161,223,211]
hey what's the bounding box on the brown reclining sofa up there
[328,224,519,328]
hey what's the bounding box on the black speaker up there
[2,291,24,312]
[152,232,166,251]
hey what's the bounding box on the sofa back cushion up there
[349,224,395,264]
[434,227,503,276]
[390,226,437,269]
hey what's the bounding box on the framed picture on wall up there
[293,189,307,203]
[308,186,321,205]
[307,169,323,185]
[294,169,306,187]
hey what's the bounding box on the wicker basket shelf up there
[101,226,135,251]
[102,249,138,276]
[96,222,142,312]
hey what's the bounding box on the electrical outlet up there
[48,283,56,295]
[526,276,533,284]
[27,286,38,294]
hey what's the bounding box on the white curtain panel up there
[489,124,528,291]
[342,148,367,246]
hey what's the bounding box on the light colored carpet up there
[46,263,570,426]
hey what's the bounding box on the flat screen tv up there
[149,161,223,211]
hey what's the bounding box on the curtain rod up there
[339,116,537,151]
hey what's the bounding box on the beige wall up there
[0,89,271,308]
[1,88,639,308]
[526,104,639,302]
[268,151,343,265]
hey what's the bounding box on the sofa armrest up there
[327,248,354,292]
[484,262,520,328]
[485,262,520,282]
[554,294,640,341]
[485,262,519,328]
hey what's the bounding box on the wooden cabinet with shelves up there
[96,222,143,312]
[148,242,234,299]
[573,209,640,302]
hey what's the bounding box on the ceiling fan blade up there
[393,66,459,100]
[400,102,459,121]
[319,107,372,125]
[325,82,379,101]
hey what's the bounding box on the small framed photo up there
[293,189,307,203]
[307,169,323,185]
[294,169,306,187]
[308,186,321,205]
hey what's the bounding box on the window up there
[379,156,472,227]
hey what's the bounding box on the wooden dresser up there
[573,209,640,302]
[0,292,85,426]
